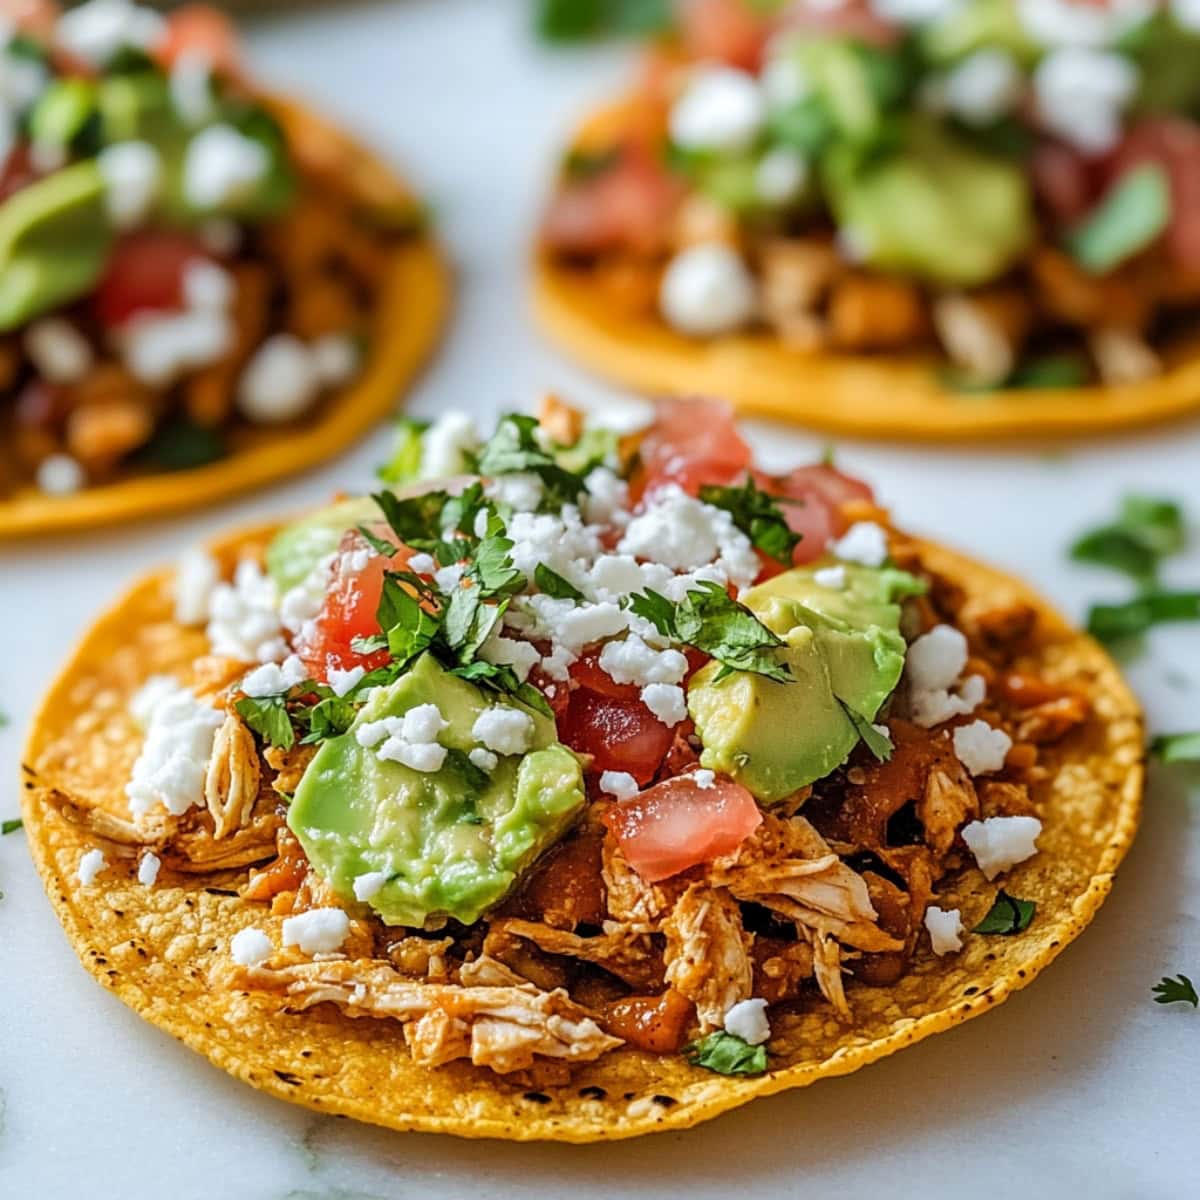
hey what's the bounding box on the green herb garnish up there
[475,414,587,507]
[684,1031,768,1077]
[377,417,430,485]
[1086,590,1200,643]
[1071,494,1185,582]
[972,890,1036,935]
[845,708,893,762]
[534,563,586,601]
[1152,974,1198,1008]
[535,0,674,42]
[234,695,295,750]
[699,478,801,566]
[1,817,23,836]
[1150,732,1200,763]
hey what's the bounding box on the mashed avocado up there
[288,653,586,927]
[688,563,922,804]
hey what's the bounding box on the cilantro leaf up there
[844,708,893,762]
[355,524,400,558]
[626,588,678,639]
[377,576,439,665]
[684,1031,768,1077]
[1151,732,1200,763]
[376,416,429,485]
[1087,590,1200,643]
[1152,974,1198,1008]
[534,563,585,601]
[467,528,525,597]
[440,481,488,541]
[371,489,449,548]
[442,587,507,664]
[699,479,800,565]
[475,414,585,506]
[442,747,492,794]
[298,694,357,744]
[972,890,1036,935]
[536,0,674,42]
[1,817,23,836]
[235,695,295,750]
[448,660,553,718]
[1070,494,1185,582]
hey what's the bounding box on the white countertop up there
[2,2,1198,1196]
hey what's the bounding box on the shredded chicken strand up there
[205,713,262,839]
[494,917,663,990]
[919,765,978,856]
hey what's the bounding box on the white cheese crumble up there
[755,147,808,206]
[938,48,1023,126]
[660,243,758,338]
[583,467,630,527]
[357,704,450,773]
[813,565,846,590]
[57,0,165,67]
[352,871,389,902]
[282,907,351,956]
[169,49,215,126]
[230,926,274,967]
[468,747,499,773]
[183,122,269,210]
[240,654,307,699]
[310,333,359,387]
[137,852,161,887]
[125,676,223,818]
[25,318,93,384]
[238,334,322,424]
[830,521,889,568]
[599,770,639,801]
[556,602,630,654]
[479,628,541,682]
[961,816,1043,881]
[670,65,765,154]
[641,682,688,727]
[1032,47,1138,154]
[182,259,235,312]
[1017,0,1153,47]
[97,140,161,230]
[952,719,1013,777]
[905,624,986,728]
[924,905,965,955]
[723,997,770,1045]
[693,769,716,789]
[173,547,219,626]
[408,552,437,575]
[599,633,688,687]
[35,453,86,497]
[486,472,544,513]
[77,848,107,886]
[421,411,480,478]
[122,309,233,387]
[206,559,287,663]
[328,665,366,698]
[472,707,535,756]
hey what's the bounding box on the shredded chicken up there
[662,885,753,1034]
[919,765,979,856]
[205,713,261,839]
[494,917,663,990]
[387,936,455,981]
[601,835,678,926]
[1089,326,1161,385]
[219,958,622,1074]
[1016,695,1090,744]
[809,932,851,1020]
[459,954,533,988]
[263,742,317,795]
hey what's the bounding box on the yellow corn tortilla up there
[0,99,450,540]
[22,528,1143,1141]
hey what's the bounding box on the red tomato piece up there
[569,648,640,702]
[559,691,676,786]
[1109,117,1200,272]
[602,773,762,882]
[93,231,211,328]
[679,0,769,71]
[1031,141,1098,227]
[756,463,873,565]
[636,397,753,498]
[156,4,242,77]
[296,531,413,682]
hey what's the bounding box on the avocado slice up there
[288,653,586,927]
[822,116,1034,288]
[265,496,380,593]
[687,563,922,804]
[0,160,113,332]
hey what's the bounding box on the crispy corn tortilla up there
[0,98,450,540]
[533,102,1200,442]
[22,528,1143,1141]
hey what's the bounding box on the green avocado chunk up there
[265,496,380,593]
[687,563,923,805]
[0,160,113,332]
[822,117,1034,287]
[288,653,586,927]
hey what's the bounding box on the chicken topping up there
[494,918,664,991]
[204,712,261,839]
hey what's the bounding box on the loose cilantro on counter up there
[1152,974,1198,1008]
[535,0,674,43]
[685,1031,768,1077]
[972,890,1036,935]
[1,817,23,835]
[1150,733,1200,763]
[699,478,801,566]
[1087,590,1200,643]
[1071,494,1186,582]
[628,582,791,682]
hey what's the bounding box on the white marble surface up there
[2,2,1199,1195]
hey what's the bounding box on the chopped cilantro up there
[475,414,586,507]
[1087,590,1200,643]
[1152,974,1198,1008]
[844,708,893,762]
[377,575,440,665]
[562,145,621,181]
[355,524,400,558]
[371,489,451,548]
[684,1031,768,1077]
[699,478,801,566]
[534,563,586,601]
[1,817,23,836]
[235,695,295,750]
[377,417,430,485]
[1071,494,1185,582]
[535,0,674,42]
[467,527,525,597]
[442,747,492,793]
[448,660,553,717]
[1150,732,1200,764]
[972,890,1036,935]
[298,694,357,744]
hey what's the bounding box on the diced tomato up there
[602,772,762,882]
[155,4,242,77]
[543,141,683,258]
[679,0,769,71]
[1109,117,1200,272]
[757,463,873,565]
[93,231,211,328]
[775,0,900,46]
[1031,141,1098,227]
[601,988,695,1053]
[559,691,676,786]
[634,397,753,499]
[569,648,640,702]
[296,530,413,681]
